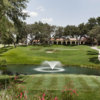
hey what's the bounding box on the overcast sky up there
[24,0,100,26]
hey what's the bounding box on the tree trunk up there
[4,44,6,48]
[92,37,94,46]
[78,36,82,45]
[14,42,16,48]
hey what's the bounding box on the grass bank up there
[0,45,100,68]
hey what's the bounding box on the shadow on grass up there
[87,51,100,64]
[0,76,25,90]
[0,78,10,89]
[89,57,100,64]
[19,45,27,47]
[87,51,98,55]
[0,46,13,56]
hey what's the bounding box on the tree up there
[0,0,29,47]
[0,0,28,22]
[55,26,64,38]
[78,23,88,44]
[88,26,100,45]
[28,22,54,45]
[87,17,97,30]
[0,16,14,47]
[78,23,88,36]
[97,17,100,25]
[64,25,79,37]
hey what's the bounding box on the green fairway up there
[1,74,100,100]
[24,74,100,100]
[21,74,100,90]
[0,45,100,68]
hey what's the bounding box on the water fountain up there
[34,61,65,73]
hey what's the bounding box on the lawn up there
[21,74,100,100]
[0,45,100,68]
[98,46,100,49]
[0,74,100,100]
[0,45,100,100]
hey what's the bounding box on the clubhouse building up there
[32,37,87,45]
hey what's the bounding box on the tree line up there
[0,0,100,47]
[22,17,100,46]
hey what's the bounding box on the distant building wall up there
[31,37,87,45]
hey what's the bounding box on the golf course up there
[0,45,100,68]
[0,45,100,100]
[1,0,100,99]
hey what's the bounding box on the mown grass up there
[0,45,100,68]
[1,74,100,100]
[18,74,100,100]
[0,45,100,99]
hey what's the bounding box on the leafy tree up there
[78,23,88,36]
[28,22,54,45]
[0,0,28,23]
[87,17,97,30]
[64,25,79,37]
[0,0,28,47]
[55,26,64,38]
[97,17,100,25]
[0,16,14,46]
[88,26,100,45]
[78,23,88,44]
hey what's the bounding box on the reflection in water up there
[3,64,100,76]
[34,67,65,72]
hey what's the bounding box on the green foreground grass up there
[1,74,100,100]
[0,45,100,68]
[23,74,100,100]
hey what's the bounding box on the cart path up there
[91,46,100,61]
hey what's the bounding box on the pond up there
[2,65,100,76]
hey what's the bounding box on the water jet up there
[34,61,65,73]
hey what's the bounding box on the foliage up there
[64,25,79,37]
[26,22,54,45]
[88,26,100,45]
[0,0,28,46]
[87,18,97,30]
[1,0,100,46]
[55,26,64,38]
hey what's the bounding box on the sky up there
[24,0,100,26]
